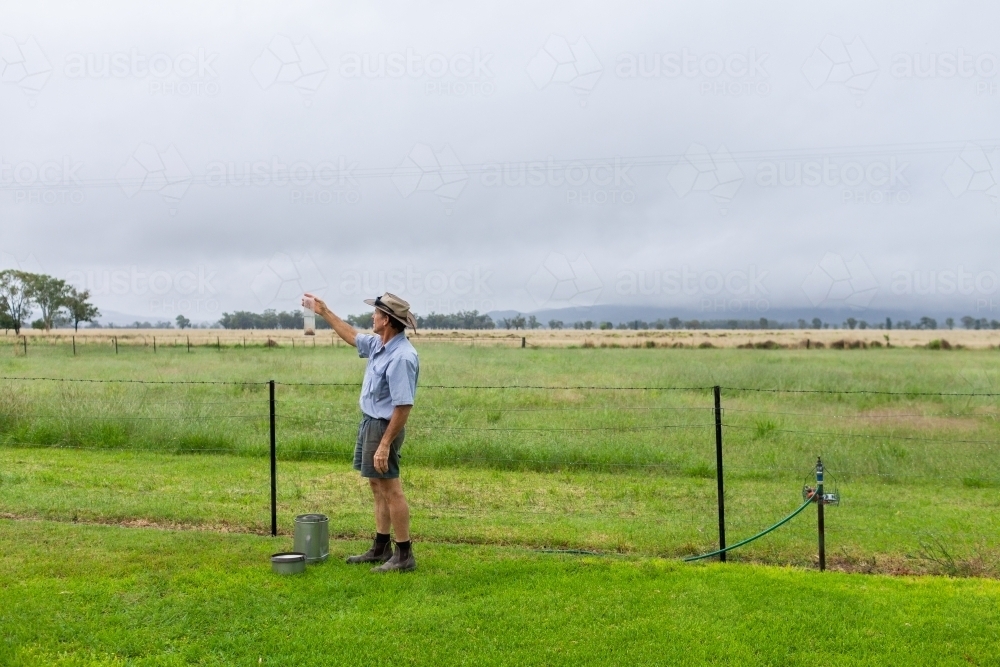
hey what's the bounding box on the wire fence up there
[0,332,547,352]
[2,374,999,569]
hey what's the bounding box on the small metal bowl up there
[271,552,306,575]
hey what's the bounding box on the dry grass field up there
[5,327,1000,350]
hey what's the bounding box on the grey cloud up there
[2,0,999,323]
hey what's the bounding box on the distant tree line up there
[219,310,331,330]
[417,311,494,329]
[347,312,373,329]
[88,320,177,329]
[519,316,787,330]
[211,307,1000,332]
[0,270,99,334]
[837,316,1000,331]
[218,309,497,330]
[510,314,1000,331]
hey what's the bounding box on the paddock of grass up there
[2,343,1000,575]
[3,344,1000,663]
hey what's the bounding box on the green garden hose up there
[684,493,816,562]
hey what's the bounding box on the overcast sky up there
[2,1,999,323]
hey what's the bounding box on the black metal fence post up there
[816,456,826,571]
[269,379,277,537]
[72,336,76,356]
[714,385,726,562]
[22,335,27,355]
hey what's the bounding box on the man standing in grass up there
[302,292,419,573]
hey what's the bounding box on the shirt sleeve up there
[355,334,376,359]
[386,355,418,406]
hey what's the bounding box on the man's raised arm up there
[302,293,357,347]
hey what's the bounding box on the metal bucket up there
[293,513,329,563]
[271,552,306,575]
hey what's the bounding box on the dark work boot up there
[371,543,416,573]
[346,538,392,564]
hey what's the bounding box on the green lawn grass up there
[2,519,999,666]
[2,447,998,575]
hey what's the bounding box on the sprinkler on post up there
[816,457,825,571]
[802,457,839,571]
[802,461,839,507]
[686,457,841,566]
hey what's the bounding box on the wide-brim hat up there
[364,292,418,330]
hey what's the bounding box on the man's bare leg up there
[369,478,391,535]
[374,478,410,541]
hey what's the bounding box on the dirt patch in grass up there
[856,409,985,432]
[0,512,271,536]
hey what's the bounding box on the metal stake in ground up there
[816,456,825,571]
[714,385,726,562]
[269,379,277,537]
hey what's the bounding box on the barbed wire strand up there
[0,376,266,386]
[11,414,265,421]
[722,408,1000,419]
[722,386,1000,397]
[278,416,713,432]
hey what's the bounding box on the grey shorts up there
[353,416,405,479]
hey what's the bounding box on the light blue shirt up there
[356,333,419,419]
